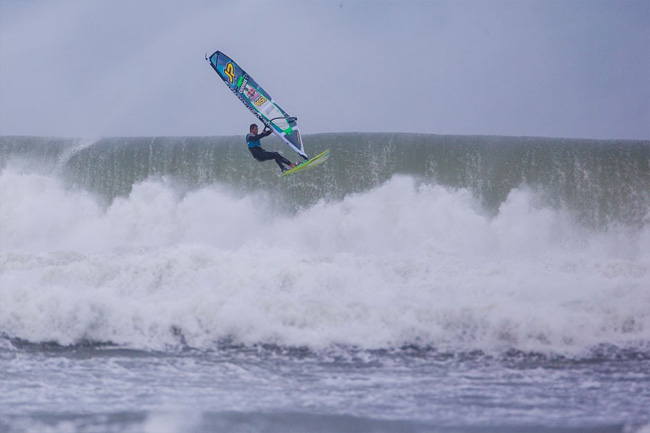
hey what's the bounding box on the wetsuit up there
[246,128,292,172]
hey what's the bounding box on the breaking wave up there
[1,134,649,355]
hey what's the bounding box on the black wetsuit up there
[246,129,292,172]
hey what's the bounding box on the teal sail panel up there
[206,51,307,159]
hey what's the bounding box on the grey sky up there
[1,0,648,139]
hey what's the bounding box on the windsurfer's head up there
[250,124,258,134]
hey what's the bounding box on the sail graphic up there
[206,51,307,159]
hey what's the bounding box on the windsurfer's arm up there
[249,127,272,142]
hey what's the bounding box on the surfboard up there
[280,149,331,178]
[206,51,308,160]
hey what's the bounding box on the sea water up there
[1,134,649,432]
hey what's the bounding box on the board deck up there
[280,149,331,178]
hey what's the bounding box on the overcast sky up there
[1,0,648,139]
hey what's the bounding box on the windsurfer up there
[246,123,296,173]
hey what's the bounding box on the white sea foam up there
[1,167,648,354]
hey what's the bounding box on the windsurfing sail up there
[206,51,307,160]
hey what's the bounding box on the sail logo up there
[239,76,249,93]
[224,62,236,83]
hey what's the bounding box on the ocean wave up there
[1,166,648,355]
[2,134,649,227]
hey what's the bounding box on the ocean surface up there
[1,133,649,433]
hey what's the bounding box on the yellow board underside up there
[280,149,331,177]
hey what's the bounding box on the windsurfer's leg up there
[250,147,291,171]
[250,147,275,162]
[274,153,292,169]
